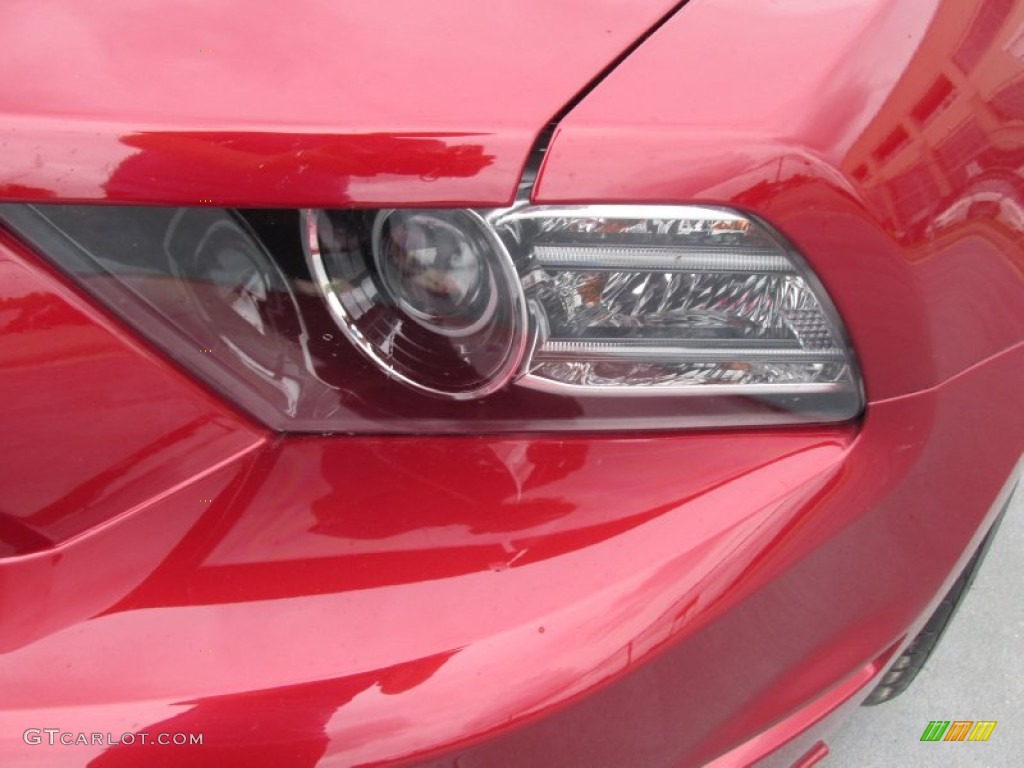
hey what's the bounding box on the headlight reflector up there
[484,205,856,396]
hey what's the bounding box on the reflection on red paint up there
[0,0,682,207]
[0,234,264,553]
[87,651,458,768]
[103,132,496,207]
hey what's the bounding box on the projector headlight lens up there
[372,209,495,338]
[307,208,528,400]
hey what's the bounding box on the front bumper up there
[1,219,1021,766]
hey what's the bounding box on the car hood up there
[0,0,680,207]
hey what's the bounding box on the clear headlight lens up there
[487,205,855,396]
[0,202,862,433]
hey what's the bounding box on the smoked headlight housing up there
[0,203,862,433]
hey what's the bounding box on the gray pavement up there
[826,483,1023,766]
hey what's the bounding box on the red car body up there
[1,0,1022,766]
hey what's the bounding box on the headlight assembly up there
[0,202,862,433]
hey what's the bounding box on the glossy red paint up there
[0,0,1022,767]
[0,339,1020,766]
[0,0,680,208]
[0,424,854,763]
[0,232,265,556]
